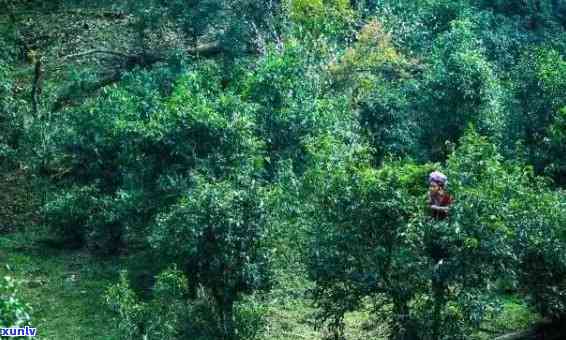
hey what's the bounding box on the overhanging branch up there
[61,49,134,61]
[493,317,566,340]
[50,41,224,112]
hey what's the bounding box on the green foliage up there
[0,13,19,64]
[514,192,566,319]
[4,0,566,338]
[243,40,352,175]
[106,272,148,339]
[0,62,22,169]
[302,133,426,338]
[129,0,283,56]
[488,296,539,333]
[305,128,565,339]
[503,174,566,318]
[287,0,356,40]
[475,0,562,29]
[233,295,268,340]
[106,268,267,340]
[42,184,133,251]
[370,0,470,54]
[42,64,263,252]
[418,18,506,161]
[332,20,418,162]
[42,185,99,248]
[509,48,566,184]
[0,275,32,328]
[545,107,566,184]
[149,176,271,339]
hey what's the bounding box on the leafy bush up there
[476,0,560,28]
[505,180,566,319]
[302,133,426,338]
[325,19,418,163]
[242,41,352,175]
[418,18,506,161]
[507,48,566,184]
[9,1,566,339]
[545,107,566,185]
[287,0,356,39]
[42,64,264,253]
[41,185,99,248]
[305,128,566,339]
[149,175,272,339]
[0,275,32,328]
[129,0,281,57]
[106,267,267,340]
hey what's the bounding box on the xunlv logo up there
[0,326,37,337]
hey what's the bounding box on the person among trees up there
[428,171,453,220]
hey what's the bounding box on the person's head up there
[428,171,447,194]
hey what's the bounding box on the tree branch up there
[187,41,223,57]
[51,72,122,112]
[493,317,566,340]
[50,41,224,111]
[61,49,134,61]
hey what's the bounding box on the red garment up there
[428,191,453,220]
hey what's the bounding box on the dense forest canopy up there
[1,0,565,339]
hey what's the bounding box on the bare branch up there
[493,317,565,340]
[50,41,224,112]
[61,49,133,61]
[187,41,223,57]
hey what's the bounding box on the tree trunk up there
[431,279,445,340]
[31,57,43,116]
[392,298,415,340]
[213,290,236,340]
[221,299,235,340]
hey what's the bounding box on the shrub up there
[149,175,272,339]
[242,40,352,176]
[507,182,566,319]
[508,48,566,185]
[418,18,506,161]
[41,185,99,248]
[544,107,566,185]
[0,275,32,328]
[287,0,355,39]
[328,19,418,163]
[106,267,267,340]
[305,128,565,339]
[42,64,264,253]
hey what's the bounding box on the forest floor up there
[0,227,121,339]
[1,223,539,340]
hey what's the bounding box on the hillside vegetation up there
[1,0,565,339]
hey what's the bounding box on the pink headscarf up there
[429,171,447,187]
